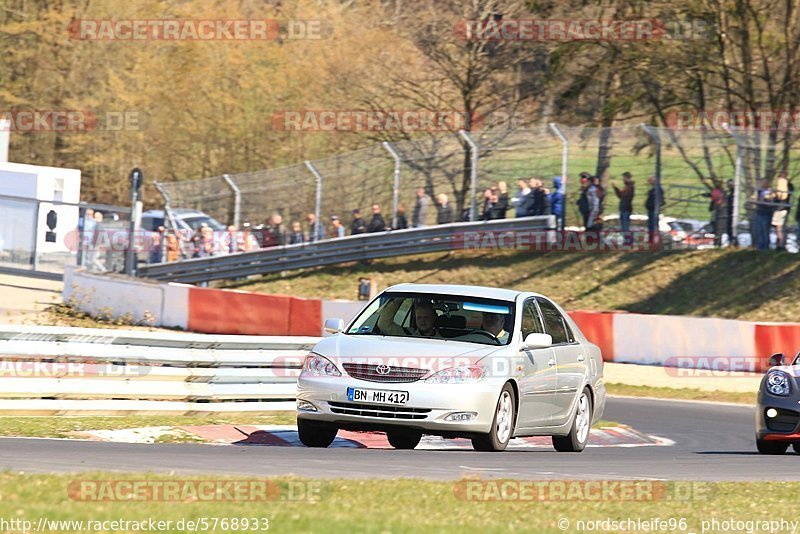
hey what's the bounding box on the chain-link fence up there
[151,123,800,251]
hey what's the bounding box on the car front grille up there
[342,363,428,383]
[328,401,431,420]
[766,407,800,432]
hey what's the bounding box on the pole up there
[549,122,569,229]
[722,123,743,244]
[221,174,241,228]
[458,130,478,221]
[125,168,143,276]
[383,141,402,229]
[305,160,323,241]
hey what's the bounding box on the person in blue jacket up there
[549,176,565,230]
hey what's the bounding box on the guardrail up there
[137,216,556,284]
[0,324,320,415]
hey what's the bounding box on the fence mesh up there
[151,124,800,250]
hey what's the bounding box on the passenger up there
[376,299,441,338]
[481,312,509,343]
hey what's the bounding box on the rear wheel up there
[472,383,515,452]
[386,429,422,450]
[553,387,592,453]
[297,419,337,448]
[757,439,788,455]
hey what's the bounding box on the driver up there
[481,312,509,343]
[377,299,441,338]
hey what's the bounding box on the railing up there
[138,215,557,284]
[0,324,320,415]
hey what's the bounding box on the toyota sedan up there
[296,283,606,452]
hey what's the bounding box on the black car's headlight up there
[766,371,791,396]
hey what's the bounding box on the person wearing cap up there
[330,215,345,238]
[350,209,367,235]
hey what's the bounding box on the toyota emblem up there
[375,364,391,375]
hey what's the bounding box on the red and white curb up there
[70,424,674,449]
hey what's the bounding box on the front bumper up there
[756,390,800,440]
[296,374,505,436]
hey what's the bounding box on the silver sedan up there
[296,283,606,452]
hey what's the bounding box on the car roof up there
[142,208,210,218]
[383,283,531,301]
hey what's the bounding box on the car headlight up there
[766,371,791,396]
[301,353,341,377]
[425,365,486,384]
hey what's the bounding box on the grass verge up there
[0,473,796,533]
[606,383,755,404]
[223,248,800,322]
[0,413,296,439]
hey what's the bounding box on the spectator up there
[270,214,287,246]
[435,193,454,224]
[89,211,106,271]
[80,208,96,267]
[528,178,549,217]
[165,233,180,262]
[549,176,565,229]
[481,188,494,220]
[708,183,728,247]
[306,213,325,242]
[772,172,790,250]
[258,215,276,248]
[148,225,166,263]
[753,179,774,250]
[351,209,367,235]
[412,187,430,227]
[394,203,409,230]
[367,204,388,233]
[288,221,306,244]
[193,224,214,258]
[592,175,606,217]
[612,172,635,233]
[725,179,736,246]
[511,179,532,217]
[645,176,664,245]
[496,181,509,219]
[330,216,346,238]
[585,177,602,235]
[576,174,591,228]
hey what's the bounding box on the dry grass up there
[224,248,800,321]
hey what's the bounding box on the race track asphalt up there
[0,397,793,480]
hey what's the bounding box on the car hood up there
[312,334,504,370]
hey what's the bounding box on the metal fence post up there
[221,174,241,228]
[722,123,744,245]
[640,125,663,241]
[154,181,180,233]
[458,130,478,221]
[549,122,568,229]
[383,142,402,229]
[305,161,323,241]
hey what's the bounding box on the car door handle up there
[547,359,556,367]
[577,354,585,363]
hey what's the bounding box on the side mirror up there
[521,333,552,351]
[323,318,344,336]
[768,353,786,368]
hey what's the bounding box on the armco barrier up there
[0,324,318,415]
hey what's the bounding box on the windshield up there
[347,292,515,346]
[181,215,227,231]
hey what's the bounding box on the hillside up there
[222,249,800,322]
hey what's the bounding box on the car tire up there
[471,383,515,452]
[386,429,422,450]
[297,419,337,448]
[553,387,593,453]
[757,438,788,455]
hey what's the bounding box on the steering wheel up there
[470,329,501,344]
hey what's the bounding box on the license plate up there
[346,387,409,405]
